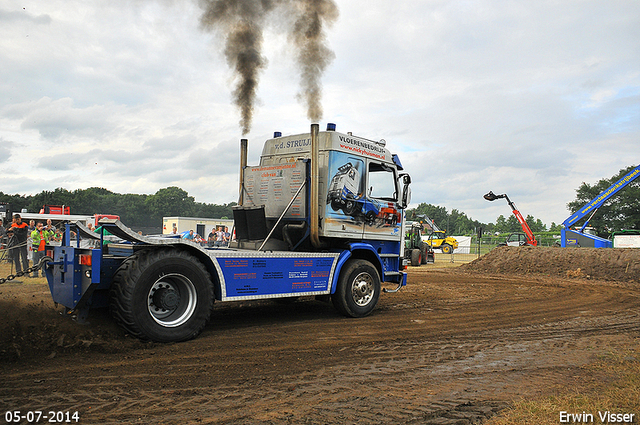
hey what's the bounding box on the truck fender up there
[330,243,384,294]
[157,244,223,301]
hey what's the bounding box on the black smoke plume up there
[289,0,338,123]
[199,0,338,134]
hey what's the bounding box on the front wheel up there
[441,243,453,254]
[109,249,214,342]
[332,259,381,318]
[343,200,359,216]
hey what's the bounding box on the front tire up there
[343,200,359,216]
[109,249,214,342]
[332,259,380,318]
[441,243,453,254]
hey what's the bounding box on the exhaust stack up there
[239,138,248,206]
[310,123,322,248]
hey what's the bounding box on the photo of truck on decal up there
[326,157,402,227]
[327,161,363,216]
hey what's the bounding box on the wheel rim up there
[351,272,374,307]
[147,273,197,327]
[344,200,358,215]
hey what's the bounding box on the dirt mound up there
[462,246,640,284]
[0,283,149,362]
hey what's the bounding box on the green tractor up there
[405,222,434,266]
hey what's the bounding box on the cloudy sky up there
[1,0,638,227]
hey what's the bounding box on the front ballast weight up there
[45,123,411,342]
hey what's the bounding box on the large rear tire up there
[410,249,422,266]
[420,243,428,264]
[332,259,380,318]
[109,249,214,342]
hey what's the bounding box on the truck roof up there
[260,129,394,165]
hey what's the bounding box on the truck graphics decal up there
[272,137,311,152]
[212,252,339,301]
[243,161,306,219]
[338,142,386,160]
[337,135,387,159]
[324,151,401,238]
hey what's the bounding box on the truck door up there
[362,161,402,241]
[324,153,366,239]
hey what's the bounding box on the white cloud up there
[0,0,638,227]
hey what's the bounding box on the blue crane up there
[561,164,640,247]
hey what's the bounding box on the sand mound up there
[462,246,640,283]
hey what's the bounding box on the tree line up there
[406,203,557,236]
[1,165,637,235]
[0,186,237,228]
[407,164,639,236]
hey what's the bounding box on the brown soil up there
[1,247,639,424]
[462,246,640,283]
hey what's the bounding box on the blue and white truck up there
[42,123,412,342]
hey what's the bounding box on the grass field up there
[486,339,640,425]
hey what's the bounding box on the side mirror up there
[399,174,411,209]
[403,186,411,208]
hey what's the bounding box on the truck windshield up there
[368,163,397,200]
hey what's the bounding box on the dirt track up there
[1,247,640,424]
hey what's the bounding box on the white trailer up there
[162,217,234,237]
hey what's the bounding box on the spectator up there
[207,228,216,247]
[31,222,52,277]
[183,230,195,241]
[45,218,56,232]
[0,218,6,244]
[223,226,231,247]
[0,219,6,257]
[9,214,29,275]
[26,219,36,262]
[214,227,225,247]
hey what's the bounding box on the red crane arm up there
[484,191,538,246]
[512,209,537,246]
